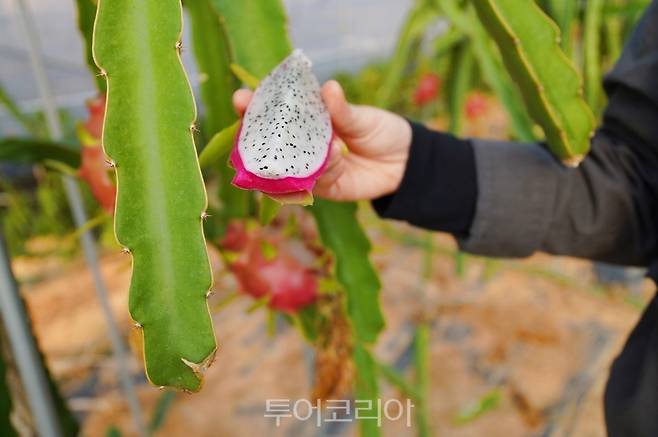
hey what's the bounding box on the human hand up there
[232,80,412,201]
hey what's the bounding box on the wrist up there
[381,114,413,196]
[372,121,477,235]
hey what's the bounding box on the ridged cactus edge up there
[472,0,596,165]
[93,0,217,391]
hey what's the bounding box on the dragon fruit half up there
[230,50,333,197]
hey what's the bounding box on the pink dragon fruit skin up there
[229,132,332,194]
[230,50,333,195]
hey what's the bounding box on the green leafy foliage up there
[0,84,41,136]
[291,305,319,342]
[584,0,605,112]
[413,324,431,436]
[453,389,502,425]
[1,175,75,256]
[604,0,651,18]
[377,0,440,108]
[105,426,121,437]
[148,391,177,433]
[471,0,596,164]
[433,28,466,60]
[446,41,475,135]
[311,200,384,344]
[0,138,80,169]
[93,0,215,390]
[437,0,536,141]
[376,361,421,402]
[604,0,624,65]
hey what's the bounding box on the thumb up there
[321,80,367,137]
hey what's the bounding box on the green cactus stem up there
[471,0,595,165]
[93,0,216,391]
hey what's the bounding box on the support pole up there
[0,233,61,437]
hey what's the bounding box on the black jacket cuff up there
[371,121,477,236]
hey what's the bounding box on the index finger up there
[232,89,253,116]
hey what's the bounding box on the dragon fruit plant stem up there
[471,0,595,165]
[446,41,475,278]
[376,0,440,108]
[436,0,536,142]
[186,0,253,224]
[93,0,216,391]
[186,0,238,135]
[211,0,291,80]
[212,4,384,434]
[583,0,604,112]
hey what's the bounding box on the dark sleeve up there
[372,122,477,236]
[374,1,658,268]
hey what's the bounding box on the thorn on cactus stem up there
[133,322,142,329]
[121,247,131,254]
[206,290,215,298]
[200,212,210,221]
[96,68,107,77]
[190,123,199,133]
[158,386,166,391]
[105,158,116,168]
[175,40,184,53]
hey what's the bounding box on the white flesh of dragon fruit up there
[231,50,333,194]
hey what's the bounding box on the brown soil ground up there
[12,217,652,437]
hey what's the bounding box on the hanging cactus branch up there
[471,0,595,165]
[93,0,216,391]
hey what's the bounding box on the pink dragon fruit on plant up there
[220,221,319,313]
[230,50,333,199]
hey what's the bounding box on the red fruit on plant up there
[465,91,489,120]
[79,146,116,213]
[84,94,106,138]
[265,258,317,312]
[230,236,318,313]
[219,220,249,252]
[414,73,441,107]
[78,94,116,213]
